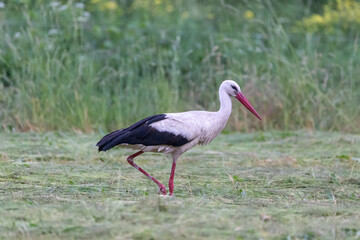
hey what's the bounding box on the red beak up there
[235,92,262,120]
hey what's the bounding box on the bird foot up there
[159,187,167,195]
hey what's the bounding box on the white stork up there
[97,80,261,196]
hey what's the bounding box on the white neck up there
[217,86,232,120]
[193,86,234,145]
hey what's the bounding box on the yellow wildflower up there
[104,1,118,10]
[311,14,324,24]
[244,10,254,20]
[296,0,360,32]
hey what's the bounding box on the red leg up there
[169,158,177,197]
[127,151,166,195]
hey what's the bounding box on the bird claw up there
[159,187,167,195]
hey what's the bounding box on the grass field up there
[1,1,360,239]
[1,131,359,239]
[1,1,360,132]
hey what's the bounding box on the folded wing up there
[96,114,191,152]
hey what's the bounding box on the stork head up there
[221,80,262,120]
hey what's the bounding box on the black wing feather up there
[96,114,190,152]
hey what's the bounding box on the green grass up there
[1,1,360,132]
[0,131,359,239]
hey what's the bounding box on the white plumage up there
[97,80,261,196]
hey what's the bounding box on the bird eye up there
[231,85,238,92]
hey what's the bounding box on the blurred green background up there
[0,0,359,133]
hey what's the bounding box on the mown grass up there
[1,1,360,132]
[0,131,359,239]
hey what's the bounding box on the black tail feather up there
[96,114,167,152]
[96,130,124,152]
[96,114,190,152]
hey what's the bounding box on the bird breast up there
[197,114,228,145]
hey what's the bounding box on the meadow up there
[0,0,359,132]
[1,1,360,239]
[0,131,359,239]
